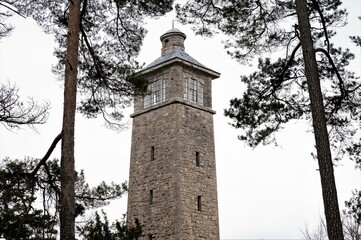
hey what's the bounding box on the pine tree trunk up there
[295,0,344,239]
[60,0,81,239]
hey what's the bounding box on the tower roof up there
[145,48,206,69]
[160,28,187,41]
[139,28,219,78]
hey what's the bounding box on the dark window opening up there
[196,151,200,167]
[197,196,202,212]
[150,190,154,205]
[164,39,169,43]
[148,234,153,240]
[151,146,155,161]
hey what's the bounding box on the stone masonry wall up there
[161,34,185,56]
[177,103,219,240]
[127,63,219,240]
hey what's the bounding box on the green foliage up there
[177,0,346,62]
[345,190,361,225]
[77,211,142,240]
[224,43,360,164]
[177,0,361,166]
[225,57,307,147]
[350,17,361,47]
[0,157,128,239]
[75,170,127,214]
[0,1,18,37]
[350,35,361,47]
[178,3,359,238]
[0,158,58,239]
[1,0,173,130]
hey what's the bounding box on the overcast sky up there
[0,1,360,239]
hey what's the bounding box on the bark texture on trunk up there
[60,0,81,239]
[295,0,344,239]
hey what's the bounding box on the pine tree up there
[2,1,174,239]
[176,1,360,239]
[0,157,128,239]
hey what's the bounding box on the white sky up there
[0,1,360,239]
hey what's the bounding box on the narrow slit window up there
[150,190,154,205]
[196,151,200,167]
[151,146,155,161]
[197,196,202,212]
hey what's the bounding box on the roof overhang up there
[137,57,220,80]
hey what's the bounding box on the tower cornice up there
[137,55,220,80]
[130,98,216,118]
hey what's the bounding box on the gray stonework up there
[127,28,220,240]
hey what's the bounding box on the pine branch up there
[0,1,26,18]
[310,0,330,52]
[31,132,63,175]
[315,47,345,98]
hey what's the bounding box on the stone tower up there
[127,28,220,240]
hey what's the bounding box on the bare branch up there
[310,0,330,52]
[0,82,50,129]
[315,47,345,98]
[31,131,63,175]
[279,42,302,82]
[0,1,26,18]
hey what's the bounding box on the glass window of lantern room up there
[189,79,197,102]
[152,80,161,104]
[183,78,188,100]
[184,77,204,106]
[144,84,151,108]
[162,79,168,101]
[198,82,204,106]
[143,78,169,108]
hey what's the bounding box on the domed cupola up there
[160,28,187,56]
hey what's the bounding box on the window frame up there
[183,76,204,106]
[143,78,169,108]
